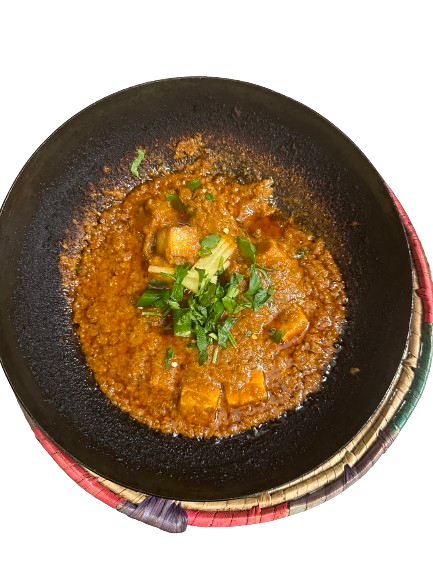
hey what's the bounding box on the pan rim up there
[0,77,413,501]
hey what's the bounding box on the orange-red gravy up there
[71,169,346,437]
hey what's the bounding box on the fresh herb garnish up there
[137,234,275,364]
[131,148,145,177]
[198,234,221,257]
[136,287,171,308]
[166,193,187,212]
[173,308,192,337]
[186,178,202,191]
[148,279,169,288]
[241,266,274,311]
[201,234,221,249]
[164,347,175,369]
[199,234,221,258]
[204,192,215,201]
[195,324,209,365]
[212,345,220,364]
[295,247,308,259]
[237,236,257,263]
[141,311,164,317]
[269,327,283,343]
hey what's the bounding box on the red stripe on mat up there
[0,499,101,505]
[32,426,124,509]
[186,503,288,527]
[388,186,433,322]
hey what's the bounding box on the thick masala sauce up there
[68,152,346,438]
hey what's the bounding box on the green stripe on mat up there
[389,323,432,433]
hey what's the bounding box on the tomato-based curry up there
[71,158,346,438]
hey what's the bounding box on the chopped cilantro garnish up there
[204,192,215,201]
[141,311,164,317]
[269,327,283,343]
[198,234,221,257]
[195,324,209,365]
[166,193,187,212]
[295,247,309,259]
[212,345,220,364]
[201,234,221,249]
[186,179,202,191]
[237,236,257,263]
[136,234,275,364]
[131,148,145,177]
[164,347,175,369]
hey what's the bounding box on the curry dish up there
[70,153,346,438]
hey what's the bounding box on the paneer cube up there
[180,381,221,414]
[257,239,285,262]
[156,226,199,263]
[272,305,309,344]
[225,370,268,407]
[156,228,169,256]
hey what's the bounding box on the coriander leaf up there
[237,236,256,262]
[171,284,184,302]
[186,178,202,191]
[255,263,274,284]
[200,234,221,250]
[154,298,170,308]
[173,263,190,283]
[211,299,225,322]
[141,311,164,316]
[212,345,220,364]
[148,279,169,288]
[204,192,215,201]
[171,263,190,301]
[159,271,176,280]
[195,324,209,365]
[198,247,212,257]
[164,347,175,369]
[251,287,273,310]
[222,295,238,313]
[227,331,237,347]
[136,288,170,308]
[295,247,309,259]
[194,267,207,291]
[173,309,192,337]
[245,266,262,297]
[199,281,217,307]
[269,328,283,343]
[217,317,238,348]
[131,148,145,177]
[225,272,243,298]
[166,193,187,212]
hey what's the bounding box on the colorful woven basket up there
[18,188,432,533]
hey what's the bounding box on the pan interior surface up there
[0,78,412,500]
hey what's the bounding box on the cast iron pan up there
[0,78,412,501]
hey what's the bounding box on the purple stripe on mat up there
[118,496,188,533]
